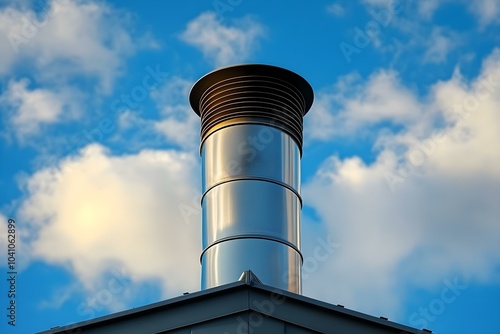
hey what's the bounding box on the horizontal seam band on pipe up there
[200,234,304,264]
[201,177,303,207]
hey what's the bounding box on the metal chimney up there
[189,64,313,294]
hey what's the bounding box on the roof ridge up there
[238,270,263,285]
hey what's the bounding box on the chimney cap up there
[189,63,314,116]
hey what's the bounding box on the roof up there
[39,271,430,334]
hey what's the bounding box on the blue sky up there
[0,0,499,333]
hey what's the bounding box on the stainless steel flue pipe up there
[189,64,313,293]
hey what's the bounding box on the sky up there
[0,0,499,333]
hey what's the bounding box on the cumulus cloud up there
[467,0,500,27]
[0,0,147,92]
[305,70,422,141]
[302,153,420,316]
[417,0,443,19]
[0,79,80,141]
[365,0,500,27]
[423,27,460,64]
[412,0,500,26]
[180,11,264,67]
[358,0,495,69]
[115,76,200,151]
[17,144,202,307]
[151,76,200,150]
[302,49,500,320]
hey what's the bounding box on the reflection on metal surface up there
[202,179,301,253]
[201,239,302,292]
[202,125,300,195]
[190,64,313,294]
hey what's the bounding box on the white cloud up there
[468,0,500,27]
[423,52,500,177]
[304,94,337,142]
[115,76,200,151]
[359,1,496,68]
[180,11,264,67]
[362,0,391,6]
[303,153,420,316]
[302,49,500,320]
[412,0,500,26]
[154,115,199,151]
[0,6,20,72]
[0,0,147,92]
[417,0,442,18]
[0,79,80,141]
[151,76,200,150]
[18,144,202,305]
[423,27,459,64]
[363,0,500,27]
[305,70,422,141]
[39,284,78,310]
[326,3,345,16]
